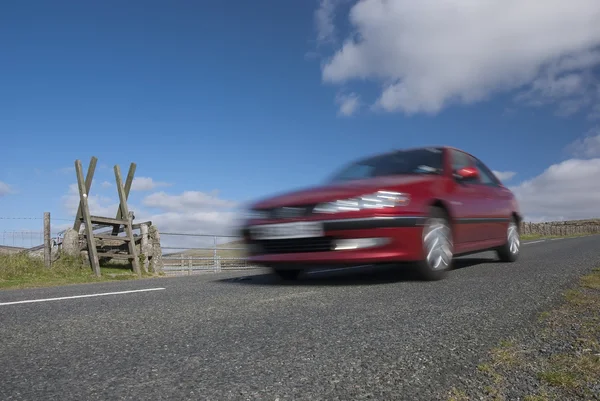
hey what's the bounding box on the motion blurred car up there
[240,146,522,281]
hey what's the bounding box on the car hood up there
[251,175,437,209]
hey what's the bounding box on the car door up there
[446,149,489,245]
[472,157,512,241]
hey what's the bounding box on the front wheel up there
[496,219,520,262]
[414,207,454,281]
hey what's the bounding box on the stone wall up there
[520,219,600,237]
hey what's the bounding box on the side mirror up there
[456,167,479,180]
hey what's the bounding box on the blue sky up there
[2,0,600,239]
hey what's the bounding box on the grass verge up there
[446,268,600,400]
[520,233,594,241]
[0,252,155,290]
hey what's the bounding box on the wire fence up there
[0,231,63,249]
[0,216,74,222]
[0,216,72,250]
[160,232,257,275]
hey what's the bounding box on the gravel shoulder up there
[446,266,600,401]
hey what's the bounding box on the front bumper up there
[241,215,427,266]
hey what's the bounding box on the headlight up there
[245,209,270,220]
[313,191,410,214]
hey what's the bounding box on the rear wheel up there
[272,268,302,281]
[496,218,520,262]
[414,207,454,281]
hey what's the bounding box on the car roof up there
[352,145,478,164]
[396,145,478,159]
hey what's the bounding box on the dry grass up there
[520,233,593,241]
[0,252,152,290]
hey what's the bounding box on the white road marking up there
[0,288,166,306]
[523,240,545,245]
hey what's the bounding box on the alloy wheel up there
[507,221,520,255]
[423,217,453,270]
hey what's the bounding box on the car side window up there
[474,158,499,186]
[449,150,479,183]
[450,150,471,171]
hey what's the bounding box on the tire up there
[496,217,520,262]
[414,207,454,281]
[272,268,302,281]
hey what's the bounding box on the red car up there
[240,146,522,281]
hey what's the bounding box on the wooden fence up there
[520,219,600,237]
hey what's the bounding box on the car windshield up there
[328,147,444,183]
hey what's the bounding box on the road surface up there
[0,236,598,400]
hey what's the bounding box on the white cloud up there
[131,177,172,192]
[62,183,119,217]
[315,0,344,45]
[510,158,600,222]
[515,71,598,116]
[589,103,600,121]
[96,177,171,192]
[142,190,237,212]
[0,181,14,197]
[492,171,516,182]
[335,91,361,116]
[144,211,238,236]
[565,127,600,158]
[319,0,600,115]
[137,192,240,251]
[516,73,585,104]
[554,50,600,72]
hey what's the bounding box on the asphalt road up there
[1,236,598,401]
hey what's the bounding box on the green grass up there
[0,252,152,290]
[447,388,469,401]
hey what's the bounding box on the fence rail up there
[159,232,258,275]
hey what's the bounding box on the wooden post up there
[75,160,101,277]
[73,156,98,232]
[44,212,51,268]
[213,236,218,273]
[112,162,136,236]
[114,164,141,277]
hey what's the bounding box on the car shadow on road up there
[217,257,497,287]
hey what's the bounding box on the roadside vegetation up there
[447,267,600,400]
[520,232,594,241]
[0,252,154,290]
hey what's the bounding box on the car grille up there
[256,237,333,254]
[264,205,316,220]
